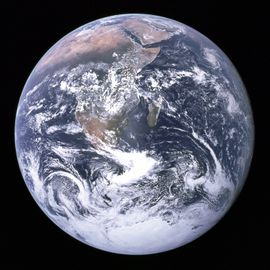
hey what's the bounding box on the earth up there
[15,14,254,255]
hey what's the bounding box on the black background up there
[5,0,269,268]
